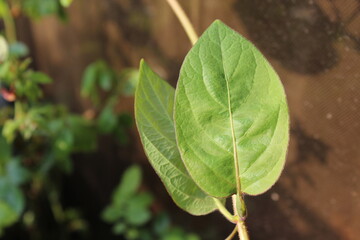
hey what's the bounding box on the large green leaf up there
[174,20,289,197]
[135,60,219,215]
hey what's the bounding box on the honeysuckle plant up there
[135,1,289,239]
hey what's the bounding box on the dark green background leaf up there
[113,165,142,206]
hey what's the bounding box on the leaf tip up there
[213,19,223,24]
[212,19,226,28]
[139,58,146,68]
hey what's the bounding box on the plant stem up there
[1,0,17,43]
[213,197,238,223]
[237,221,249,240]
[165,0,198,45]
[232,195,250,240]
[14,101,25,119]
[225,225,238,240]
[49,189,65,223]
[165,1,250,239]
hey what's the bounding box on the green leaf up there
[162,228,187,240]
[125,228,140,239]
[81,62,98,97]
[5,159,30,185]
[99,70,113,91]
[114,113,132,144]
[123,196,152,226]
[101,205,124,223]
[29,72,52,84]
[54,128,74,154]
[186,234,200,240]
[120,69,139,96]
[112,222,126,235]
[124,205,151,226]
[128,192,153,209]
[0,201,18,233]
[0,180,25,214]
[97,104,117,134]
[0,134,11,164]
[153,213,170,235]
[0,60,10,77]
[66,116,97,152]
[135,60,219,215]
[8,42,29,58]
[174,20,289,197]
[2,120,20,143]
[60,0,73,7]
[23,0,60,18]
[113,165,142,206]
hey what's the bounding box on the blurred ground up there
[19,0,360,239]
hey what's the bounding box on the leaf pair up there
[135,20,289,216]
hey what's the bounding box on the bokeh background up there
[1,0,359,239]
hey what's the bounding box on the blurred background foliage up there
[0,0,204,239]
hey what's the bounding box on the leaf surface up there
[174,20,289,197]
[135,60,218,215]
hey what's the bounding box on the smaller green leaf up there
[102,205,124,223]
[153,213,170,236]
[66,116,97,152]
[112,222,126,235]
[81,62,98,97]
[118,113,132,127]
[23,0,59,18]
[97,105,117,134]
[162,228,187,240]
[139,231,153,240]
[8,42,29,58]
[113,125,128,144]
[0,180,25,214]
[99,70,113,91]
[29,72,52,84]
[128,192,153,209]
[186,235,200,240]
[54,129,74,155]
[0,61,10,77]
[0,201,18,233]
[135,60,219,215]
[60,0,73,7]
[5,159,30,185]
[2,120,20,143]
[0,134,11,164]
[126,228,140,239]
[120,69,139,96]
[113,165,142,206]
[124,206,151,226]
[0,2,7,17]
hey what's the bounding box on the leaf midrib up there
[217,29,242,194]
